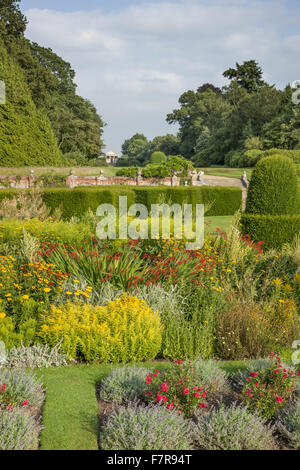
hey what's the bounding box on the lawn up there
[199,168,253,179]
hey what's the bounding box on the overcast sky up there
[20,0,300,155]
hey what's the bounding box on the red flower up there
[161,382,169,393]
[182,388,190,395]
[146,375,152,384]
[199,403,206,408]
[167,402,174,410]
[276,395,283,403]
[22,400,28,407]
[193,392,200,398]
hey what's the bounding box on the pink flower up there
[22,400,28,407]
[276,395,283,403]
[182,388,190,395]
[156,393,163,402]
[167,402,173,410]
[161,382,169,393]
[199,403,206,408]
[193,392,200,398]
[7,404,13,410]
[162,396,167,403]
[146,375,152,384]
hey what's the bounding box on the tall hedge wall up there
[241,214,300,250]
[0,186,242,220]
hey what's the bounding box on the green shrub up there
[0,38,63,167]
[241,214,300,249]
[0,408,42,450]
[0,217,91,245]
[136,284,222,360]
[150,152,167,164]
[0,368,44,408]
[192,404,276,450]
[0,186,241,219]
[100,403,192,450]
[141,164,169,178]
[262,148,300,164]
[246,156,300,215]
[277,400,300,449]
[38,295,163,362]
[116,167,138,177]
[100,366,151,404]
[240,149,263,167]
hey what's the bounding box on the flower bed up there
[0,368,44,450]
[97,358,300,450]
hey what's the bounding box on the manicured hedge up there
[0,186,242,219]
[241,214,300,249]
[246,156,300,216]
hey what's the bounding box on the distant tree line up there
[121,60,300,167]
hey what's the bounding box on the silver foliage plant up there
[0,368,44,407]
[192,403,276,450]
[100,366,151,405]
[191,359,229,395]
[5,341,68,369]
[277,399,300,449]
[100,402,192,451]
[0,408,42,450]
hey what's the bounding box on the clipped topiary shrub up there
[241,214,300,249]
[100,366,151,404]
[150,151,167,164]
[243,155,300,249]
[38,294,163,362]
[192,404,276,450]
[246,156,300,215]
[100,403,192,450]
[0,408,42,450]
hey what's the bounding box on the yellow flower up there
[22,295,30,300]
[44,288,51,293]
[66,291,73,296]
[0,312,6,319]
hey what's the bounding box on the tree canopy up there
[0,0,105,166]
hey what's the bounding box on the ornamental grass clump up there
[145,360,208,417]
[38,294,162,362]
[100,403,192,450]
[0,368,44,410]
[277,399,300,449]
[0,408,42,450]
[192,404,276,450]
[100,366,151,404]
[242,353,297,419]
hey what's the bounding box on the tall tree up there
[223,60,266,93]
[0,0,27,40]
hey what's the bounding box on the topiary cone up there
[246,155,300,215]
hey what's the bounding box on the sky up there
[20,0,300,155]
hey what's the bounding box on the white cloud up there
[24,0,299,153]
